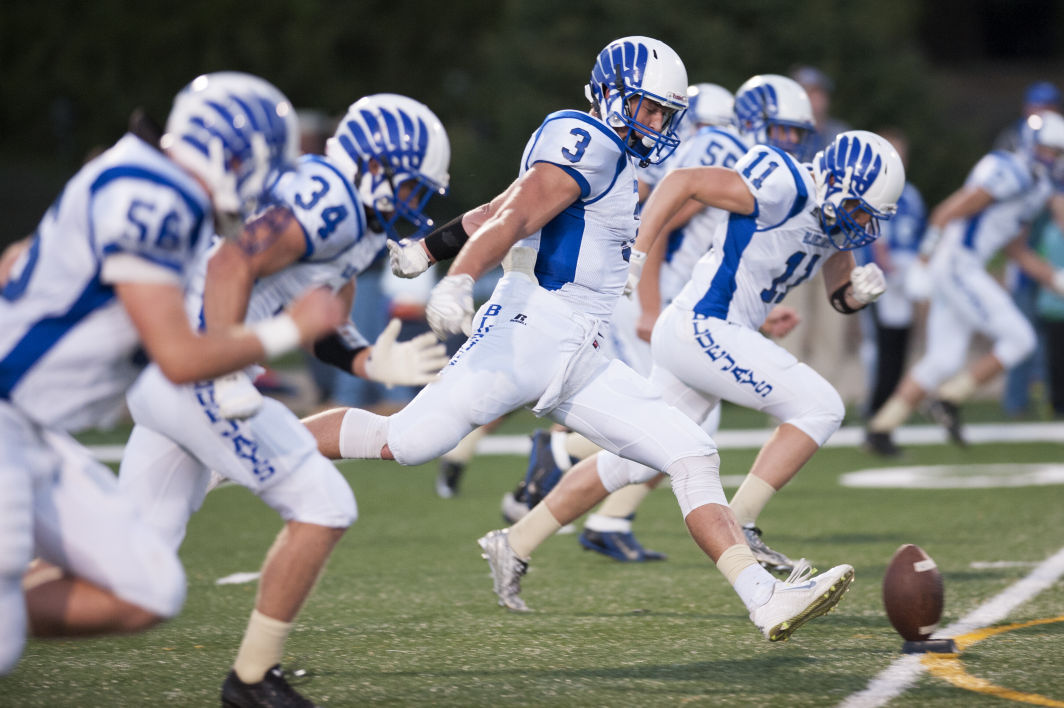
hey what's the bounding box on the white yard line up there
[87,421,1064,462]
[838,546,1064,708]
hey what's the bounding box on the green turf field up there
[6,407,1064,706]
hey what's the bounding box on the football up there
[882,543,944,641]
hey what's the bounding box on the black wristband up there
[423,214,470,262]
[829,282,862,314]
[313,333,367,372]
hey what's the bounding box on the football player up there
[477,129,900,632]
[0,72,344,676]
[306,37,855,642]
[502,76,810,565]
[867,110,1064,449]
[116,94,451,706]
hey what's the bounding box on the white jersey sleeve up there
[270,155,375,263]
[735,146,810,231]
[523,110,630,201]
[90,160,212,285]
[967,151,1033,202]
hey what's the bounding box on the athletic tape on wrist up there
[252,314,301,359]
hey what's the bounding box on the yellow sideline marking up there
[922,616,1064,707]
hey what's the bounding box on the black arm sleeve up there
[829,281,862,314]
[313,333,367,372]
[422,214,471,262]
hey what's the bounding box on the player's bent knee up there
[995,322,1036,368]
[783,388,844,447]
[119,534,186,619]
[665,454,726,517]
[265,456,358,528]
[596,450,657,492]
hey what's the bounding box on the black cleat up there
[923,399,967,446]
[436,459,465,499]
[221,665,318,708]
[863,431,902,457]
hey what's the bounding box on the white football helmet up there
[813,130,906,250]
[733,74,815,158]
[326,94,451,240]
[162,72,299,236]
[585,36,689,166]
[677,83,735,141]
[1023,110,1064,186]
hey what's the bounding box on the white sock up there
[232,610,292,684]
[732,563,778,612]
[583,513,632,533]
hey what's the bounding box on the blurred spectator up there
[857,128,927,455]
[994,81,1062,152]
[1035,214,1064,416]
[790,65,850,155]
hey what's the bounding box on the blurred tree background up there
[2,0,1062,246]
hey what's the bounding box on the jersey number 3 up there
[561,128,591,163]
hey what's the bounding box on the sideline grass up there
[6,431,1064,706]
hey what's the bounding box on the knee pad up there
[118,533,187,619]
[596,450,658,492]
[665,454,727,518]
[994,318,1036,368]
[781,386,844,447]
[263,455,358,528]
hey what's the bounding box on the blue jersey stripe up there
[962,211,984,250]
[989,150,1033,192]
[0,274,115,399]
[535,205,587,290]
[692,212,757,318]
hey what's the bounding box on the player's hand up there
[850,263,886,305]
[426,274,474,339]
[365,318,450,387]
[635,309,657,343]
[903,260,933,302]
[760,305,801,338]
[387,238,431,278]
[288,287,347,345]
[623,249,647,299]
[212,370,264,419]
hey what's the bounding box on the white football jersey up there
[513,110,639,321]
[673,145,833,331]
[659,125,750,301]
[185,154,382,334]
[937,150,1054,265]
[0,135,213,431]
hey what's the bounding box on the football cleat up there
[579,528,667,562]
[922,399,967,447]
[477,529,530,612]
[863,431,902,458]
[435,459,465,499]
[749,560,855,642]
[743,524,796,575]
[221,665,318,708]
[500,491,531,525]
[521,429,566,508]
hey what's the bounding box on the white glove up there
[623,249,647,298]
[1052,269,1064,296]
[850,263,887,305]
[212,370,264,420]
[904,260,934,302]
[387,238,431,278]
[364,318,450,387]
[426,274,475,339]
